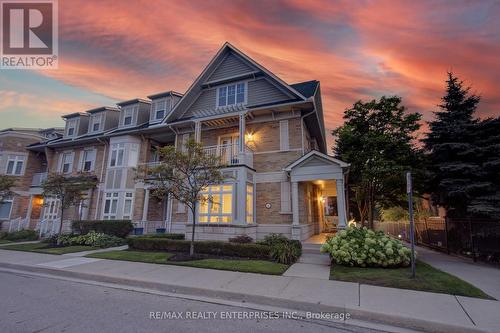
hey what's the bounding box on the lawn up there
[87,250,289,275]
[1,242,99,255]
[0,239,12,245]
[330,260,494,300]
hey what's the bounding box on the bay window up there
[109,143,125,167]
[103,192,134,220]
[217,82,246,107]
[246,184,254,224]
[199,185,233,223]
[103,192,119,219]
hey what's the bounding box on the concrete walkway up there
[0,248,499,333]
[284,243,331,280]
[417,245,500,300]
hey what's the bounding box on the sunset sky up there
[1,0,499,150]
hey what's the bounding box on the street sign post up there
[406,171,416,278]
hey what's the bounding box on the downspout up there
[94,138,108,220]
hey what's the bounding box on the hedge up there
[138,233,185,240]
[128,237,271,259]
[3,229,37,241]
[72,220,133,238]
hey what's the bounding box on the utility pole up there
[406,171,416,278]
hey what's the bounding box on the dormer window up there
[152,99,167,121]
[121,106,137,127]
[217,82,246,107]
[66,119,78,137]
[90,113,103,133]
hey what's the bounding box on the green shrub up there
[138,233,185,240]
[228,234,253,243]
[128,237,271,259]
[53,231,126,248]
[321,226,413,268]
[0,231,7,239]
[270,241,301,265]
[72,220,133,238]
[5,229,37,241]
[257,233,302,264]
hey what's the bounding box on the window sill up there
[280,211,292,215]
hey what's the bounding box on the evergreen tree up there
[424,72,500,218]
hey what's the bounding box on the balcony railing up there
[31,172,48,187]
[203,143,253,168]
[138,144,253,176]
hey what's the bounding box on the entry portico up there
[284,150,350,240]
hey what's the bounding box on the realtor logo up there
[1,0,58,69]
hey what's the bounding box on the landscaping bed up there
[0,230,38,243]
[330,260,494,300]
[87,249,289,275]
[1,242,99,255]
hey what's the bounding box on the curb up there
[0,261,488,333]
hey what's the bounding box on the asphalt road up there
[0,270,389,333]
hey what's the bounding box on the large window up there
[60,152,74,174]
[103,192,134,220]
[199,185,233,223]
[5,155,25,176]
[217,82,246,107]
[42,198,60,220]
[246,184,254,224]
[0,199,13,220]
[109,143,125,167]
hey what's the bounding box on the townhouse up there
[0,43,349,241]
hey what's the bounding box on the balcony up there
[203,143,253,168]
[31,172,48,187]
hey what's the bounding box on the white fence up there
[7,217,28,232]
[36,219,62,237]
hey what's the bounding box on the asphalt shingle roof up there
[290,80,319,98]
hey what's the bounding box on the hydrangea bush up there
[320,227,413,267]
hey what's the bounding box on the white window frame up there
[90,113,104,133]
[122,192,134,220]
[5,154,26,176]
[66,118,78,137]
[151,98,167,122]
[121,106,137,127]
[80,148,96,172]
[109,143,125,167]
[103,192,119,220]
[198,184,234,224]
[216,82,247,108]
[60,152,74,174]
[0,198,13,220]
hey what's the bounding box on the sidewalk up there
[0,248,499,333]
[416,245,500,300]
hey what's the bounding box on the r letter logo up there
[1,0,58,69]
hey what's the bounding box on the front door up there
[42,198,59,220]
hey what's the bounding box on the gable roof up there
[284,150,350,171]
[165,42,308,123]
[290,80,319,98]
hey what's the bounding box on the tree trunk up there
[368,183,375,229]
[57,205,64,245]
[190,206,196,257]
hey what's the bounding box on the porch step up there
[298,253,331,265]
[301,243,322,254]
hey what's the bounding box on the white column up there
[25,195,33,224]
[236,169,247,224]
[194,121,201,143]
[336,178,347,229]
[238,113,246,153]
[292,181,299,226]
[142,188,150,222]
